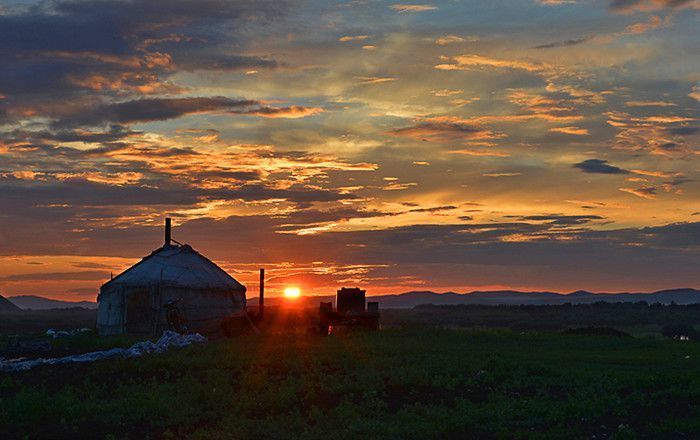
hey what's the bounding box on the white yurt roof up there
[102,244,246,291]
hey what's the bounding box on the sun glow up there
[284,287,301,298]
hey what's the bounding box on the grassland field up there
[3,321,700,439]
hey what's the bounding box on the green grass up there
[2,328,700,439]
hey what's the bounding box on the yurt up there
[97,219,247,336]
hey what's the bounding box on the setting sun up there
[283,287,301,299]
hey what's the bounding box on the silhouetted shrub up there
[661,324,698,340]
[562,327,631,337]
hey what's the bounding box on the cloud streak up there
[391,4,438,13]
[436,54,548,72]
[573,159,629,174]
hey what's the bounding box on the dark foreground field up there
[0,309,96,335]
[3,328,700,439]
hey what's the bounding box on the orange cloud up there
[641,116,694,123]
[449,149,510,157]
[619,187,657,199]
[436,54,548,72]
[544,83,608,105]
[435,35,472,45]
[625,100,677,107]
[690,85,700,102]
[506,90,585,123]
[67,73,184,95]
[339,35,370,42]
[391,4,437,13]
[630,170,685,181]
[606,111,696,156]
[625,15,665,34]
[432,89,463,97]
[549,126,590,135]
[4,170,42,180]
[54,172,144,186]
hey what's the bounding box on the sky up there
[0,0,698,301]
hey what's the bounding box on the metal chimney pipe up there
[259,268,265,320]
[164,217,172,245]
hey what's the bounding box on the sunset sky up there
[0,0,698,301]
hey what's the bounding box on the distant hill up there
[8,288,700,311]
[8,295,98,310]
[0,294,23,312]
[248,288,700,309]
[383,288,700,307]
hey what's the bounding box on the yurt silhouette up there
[97,219,246,335]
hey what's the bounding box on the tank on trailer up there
[318,287,380,334]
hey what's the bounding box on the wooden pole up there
[259,268,265,320]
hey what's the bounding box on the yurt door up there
[125,288,155,334]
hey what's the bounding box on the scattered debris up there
[46,328,91,338]
[0,331,206,372]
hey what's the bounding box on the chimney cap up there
[165,217,172,245]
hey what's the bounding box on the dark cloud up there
[53,97,257,128]
[520,214,604,226]
[41,98,324,127]
[0,180,205,207]
[0,0,287,123]
[389,118,496,142]
[6,126,138,143]
[666,126,699,136]
[621,186,657,199]
[407,205,458,213]
[277,208,399,225]
[195,170,262,182]
[609,0,694,12]
[533,37,590,49]
[0,271,109,281]
[663,176,692,187]
[229,106,324,119]
[71,262,114,269]
[0,180,354,211]
[573,159,629,174]
[0,0,285,57]
[656,142,683,152]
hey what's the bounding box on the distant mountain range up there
[6,288,700,311]
[7,295,98,310]
[248,288,700,308]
